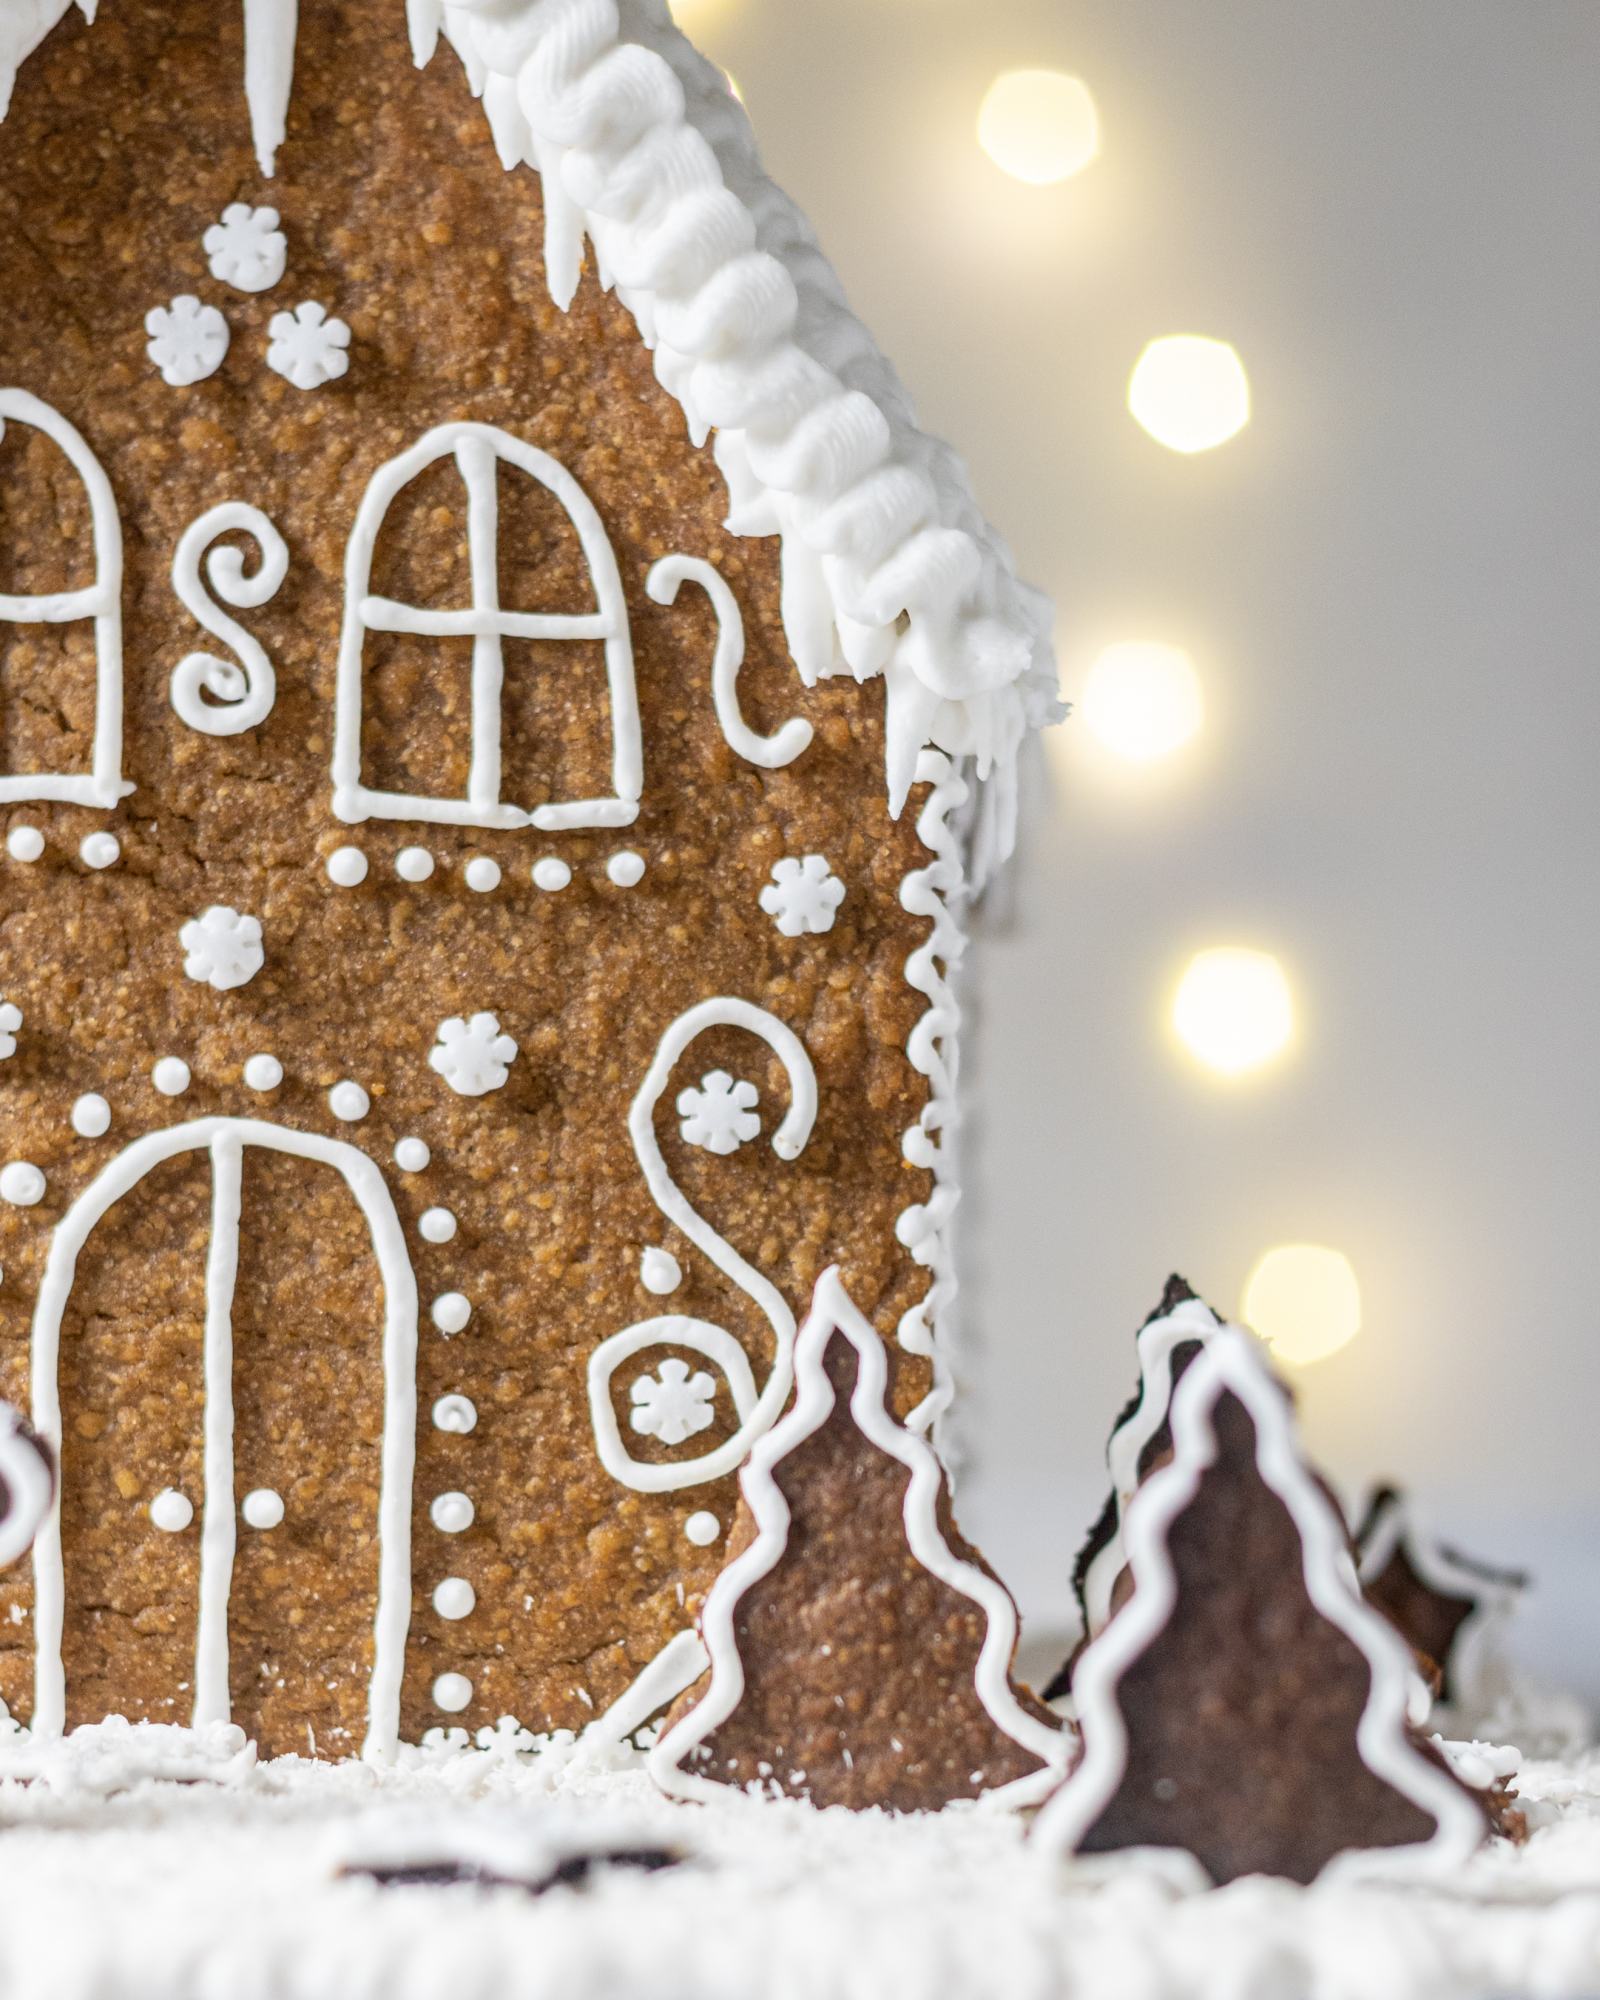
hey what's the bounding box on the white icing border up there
[1033,1324,1488,1883]
[1078,1293,1221,1636]
[650,1266,1067,1809]
[30,1117,418,1763]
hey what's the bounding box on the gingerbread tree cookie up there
[650,1269,1067,1811]
[1355,1485,1528,1712]
[1034,1325,1489,1885]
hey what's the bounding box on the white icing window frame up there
[0,388,132,810]
[29,1117,418,1764]
[332,421,642,833]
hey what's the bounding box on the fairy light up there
[1081,642,1203,762]
[1128,336,1251,454]
[1172,948,1293,1076]
[1242,1246,1363,1366]
[977,70,1100,186]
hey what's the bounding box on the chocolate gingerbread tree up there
[1033,1326,1489,1885]
[650,1270,1067,1811]
[1355,1485,1528,1712]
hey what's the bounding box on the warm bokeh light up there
[1172,948,1293,1075]
[1128,335,1251,453]
[669,0,736,34]
[1242,1245,1363,1366]
[977,70,1100,186]
[1081,641,1203,762]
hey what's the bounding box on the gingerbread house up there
[0,1,1055,1758]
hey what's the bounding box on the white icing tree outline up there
[1033,1324,1487,1883]
[651,1266,1068,1808]
[30,1118,418,1764]
[1078,1291,1220,1637]
[332,421,643,833]
[0,388,132,810]
[588,998,817,1493]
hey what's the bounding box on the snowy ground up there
[1,1717,1599,2000]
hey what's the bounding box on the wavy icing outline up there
[650,1265,1068,1810]
[1033,1325,1489,1884]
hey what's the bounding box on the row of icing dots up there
[323,845,645,891]
[5,827,121,867]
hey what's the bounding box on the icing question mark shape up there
[0,1403,55,1570]
[170,502,289,736]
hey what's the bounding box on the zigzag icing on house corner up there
[426,0,1058,861]
[650,1266,1067,1809]
[1033,1325,1488,1884]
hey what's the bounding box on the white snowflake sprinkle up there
[677,1070,759,1156]
[429,1013,518,1097]
[203,204,287,294]
[629,1358,718,1446]
[0,999,19,1061]
[179,906,264,992]
[759,854,845,938]
[266,300,351,391]
[145,295,230,387]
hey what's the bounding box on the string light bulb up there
[1172,947,1293,1076]
[1128,335,1251,454]
[1081,642,1203,762]
[1242,1245,1363,1366]
[977,70,1100,186]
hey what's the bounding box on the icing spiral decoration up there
[169,502,288,737]
[587,998,816,1492]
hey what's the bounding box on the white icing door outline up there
[332,421,642,832]
[0,388,133,809]
[30,1117,418,1764]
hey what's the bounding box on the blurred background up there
[674,0,1600,1699]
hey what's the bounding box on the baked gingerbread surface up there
[0,0,937,1755]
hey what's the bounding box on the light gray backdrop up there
[691,0,1600,1697]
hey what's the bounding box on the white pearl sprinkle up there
[396,846,435,883]
[431,1291,471,1335]
[419,1206,457,1244]
[432,1671,473,1713]
[326,845,368,888]
[152,1057,191,1098]
[464,856,501,893]
[241,1487,284,1529]
[430,1491,474,1534]
[532,857,571,892]
[0,1162,46,1207]
[640,1246,682,1296]
[684,1510,721,1547]
[79,832,120,870]
[432,1394,478,1435]
[328,1080,370,1122]
[243,1054,283,1092]
[71,1093,111,1139]
[606,850,645,888]
[432,1577,476,1621]
[394,1136,430,1173]
[6,826,43,862]
[150,1488,193,1533]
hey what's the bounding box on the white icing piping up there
[1079,1295,1222,1636]
[587,998,816,1491]
[651,1266,1067,1809]
[30,1117,418,1763]
[430,0,1057,868]
[645,555,812,770]
[570,1626,707,1769]
[0,388,131,810]
[1033,1325,1489,1882]
[0,1406,55,1572]
[242,0,298,178]
[170,502,287,736]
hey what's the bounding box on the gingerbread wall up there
[0,0,937,1754]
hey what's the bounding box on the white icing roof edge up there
[1,0,1061,879]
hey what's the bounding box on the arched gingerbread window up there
[0,389,132,809]
[331,421,642,832]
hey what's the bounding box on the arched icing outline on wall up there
[589,998,817,1492]
[0,388,132,809]
[332,421,642,832]
[30,1117,418,1763]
